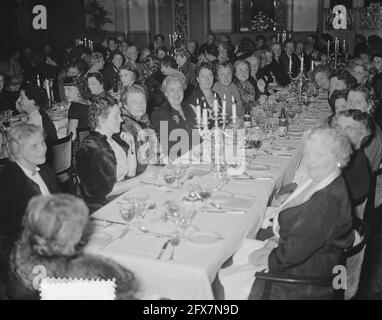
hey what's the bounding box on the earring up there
[337,163,342,168]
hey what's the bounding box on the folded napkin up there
[218,239,267,300]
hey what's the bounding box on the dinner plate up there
[187,230,223,244]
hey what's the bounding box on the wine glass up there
[163,165,176,189]
[296,97,304,113]
[120,193,150,221]
[175,207,197,238]
[287,106,296,123]
[174,164,188,187]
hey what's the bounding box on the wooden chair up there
[47,133,73,184]
[76,127,90,145]
[0,157,9,175]
[253,217,369,300]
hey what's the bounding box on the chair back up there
[48,134,72,182]
[76,127,90,145]
[0,157,8,175]
[337,217,369,300]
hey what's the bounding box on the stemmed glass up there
[163,165,176,189]
[174,164,188,187]
[248,130,263,164]
[287,106,296,124]
[119,193,150,236]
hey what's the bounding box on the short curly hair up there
[88,95,118,130]
[304,124,352,168]
[22,194,89,257]
[161,72,187,93]
[63,76,91,101]
[20,82,49,109]
[7,123,44,162]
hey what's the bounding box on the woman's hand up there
[248,247,272,268]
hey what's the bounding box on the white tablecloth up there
[85,98,331,300]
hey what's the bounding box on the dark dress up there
[252,175,354,300]
[268,58,291,87]
[144,70,166,116]
[279,52,300,80]
[151,100,197,159]
[40,110,58,144]
[372,71,382,100]
[75,131,131,213]
[180,61,197,94]
[68,102,90,129]
[183,86,222,129]
[342,149,371,207]
[0,162,60,256]
[103,63,120,92]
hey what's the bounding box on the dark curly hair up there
[88,95,119,130]
[63,76,91,101]
[196,61,215,78]
[20,82,49,109]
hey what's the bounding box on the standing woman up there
[184,62,222,129]
[63,76,91,141]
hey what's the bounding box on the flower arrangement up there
[250,11,274,31]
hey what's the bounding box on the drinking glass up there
[287,107,296,123]
[120,193,150,221]
[175,207,197,238]
[174,164,188,187]
[163,165,176,188]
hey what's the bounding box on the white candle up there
[222,94,226,116]
[288,56,292,74]
[196,99,201,125]
[327,40,331,55]
[202,103,208,128]
[45,80,51,101]
[37,74,41,87]
[213,94,219,114]
[343,39,346,54]
[311,60,315,72]
[300,54,304,73]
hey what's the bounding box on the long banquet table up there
[85,93,332,300]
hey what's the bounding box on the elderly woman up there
[312,65,331,91]
[8,194,138,300]
[0,124,60,256]
[257,49,276,85]
[233,60,259,115]
[125,44,143,80]
[250,125,354,300]
[349,59,370,85]
[63,76,91,141]
[184,62,221,129]
[245,55,268,97]
[103,50,124,92]
[330,110,372,208]
[121,84,158,174]
[75,96,137,212]
[151,73,197,159]
[212,62,244,121]
[84,52,105,77]
[14,83,57,144]
[143,55,165,115]
[328,89,348,114]
[269,43,290,87]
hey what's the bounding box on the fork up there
[169,234,180,260]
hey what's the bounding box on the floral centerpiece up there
[250,11,274,31]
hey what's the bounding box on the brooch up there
[173,115,180,125]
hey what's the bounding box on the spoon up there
[169,233,180,260]
[139,226,167,238]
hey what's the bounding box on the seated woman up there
[151,73,197,159]
[84,52,105,77]
[345,85,382,172]
[329,89,348,114]
[75,96,137,212]
[14,83,57,143]
[233,60,259,115]
[328,70,357,113]
[121,84,159,174]
[63,76,91,141]
[143,55,166,116]
[86,72,115,102]
[312,65,330,92]
[212,62,244,121]
[349,59,370,85]
[249,125,355,300]
[245,55,268,98]
[183,62,222,129]
[330,110,372,208]
[8,194,138,300]
[0,124,60,256]
[103,50,124,92]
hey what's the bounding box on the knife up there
[155,239,171,260]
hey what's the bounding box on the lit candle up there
[311,60,315,72]
[327,40,331,55]
[288,56,292,74]
[44,79,51,101]
[37,74,41,87]
[300,54,304,73]
[232,99,237,119]
[343,39,346,54]
[335,37,338,53]
[213,94,219,114]
[202,103,208,128]
[277,33,280,43]
[84,38,87,48]
[196,99,201,125]
[222,94,226,116]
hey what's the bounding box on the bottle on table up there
[278,107,289,137]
